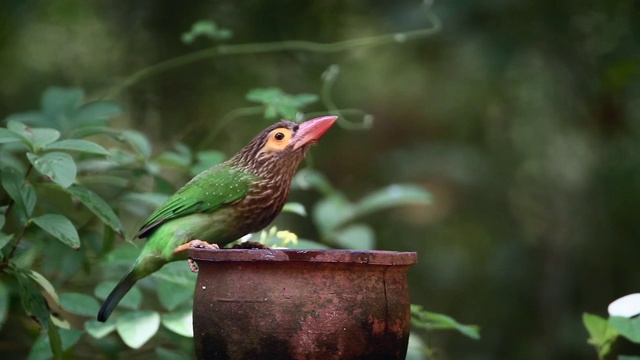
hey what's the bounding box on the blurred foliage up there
[583,308,640,360]
[0,7,446,354]
[0,84,441,358]
[0,0,639,359]
[181,20,232,45]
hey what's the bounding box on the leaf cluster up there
[584,312,640,360]
[0,87,222,358]
[0,86,461,359]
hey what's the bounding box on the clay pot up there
[188,248,417,360]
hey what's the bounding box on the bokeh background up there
[1,1,639,359]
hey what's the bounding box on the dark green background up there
[1,1,639,359]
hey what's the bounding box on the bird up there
[97,115,337,322]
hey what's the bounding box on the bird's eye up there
[274,132,285,141]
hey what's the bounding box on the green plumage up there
[138,165,256,241]
[97,116,336,322]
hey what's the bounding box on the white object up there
[608,293,640,318]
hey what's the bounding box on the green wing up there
[137,165,257,238]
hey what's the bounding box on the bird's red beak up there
[293,116,338,150]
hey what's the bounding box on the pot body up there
[190,249,417,360]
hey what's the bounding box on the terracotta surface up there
[189,248,417,360]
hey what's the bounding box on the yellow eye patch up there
[262,127,293,153]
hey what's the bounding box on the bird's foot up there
[176,240,220,273]
[174,239,220,254]
[232,241,270,249]
[189,239,220,250]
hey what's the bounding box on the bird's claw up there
[188,258,199,273]
[186,240,219,273]
[189,239,220,250]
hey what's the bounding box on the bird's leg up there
[173,239,220,273]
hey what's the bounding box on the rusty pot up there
[188,248,417,360]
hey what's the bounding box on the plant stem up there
[104,12,442,99]
[0,165,35,270]
[0,221,30,270]
[320,65,372,130]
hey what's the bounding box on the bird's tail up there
[97,270,137,322]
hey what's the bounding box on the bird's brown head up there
[230,115,337,178]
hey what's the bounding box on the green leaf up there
[584,312,619,358]
[27,152,77,188]
[155,151,191,169]
[619,356,640,360]
[0,166,36,220]
[28,327,83,360]
[71,101,123,126]
[153,262,197,288]
[153,262,196,310]
[609,316,640,343]
[157,280,194,311]
[15,270,51,330]
[0,233,11,254]
[181,20,233,44]
[32,214,80,249]
[69,126,122,139]
[42,239,84,279]
[282,202,307,217]
[77,174,129,189]
[101,245,139,267]
[41,87,84,117]
[85,319,117,338]
[60,292,100,316]
[95,281,142,310]
[108,149,138,167]
[64,185,125,236]
[312,195,354,233]
[353,184,431,219]
[7,120,30,139]
[7,120,61,152]
[246,88,318,119]
[116,310,161,349]
[0,281,9,328]
[120,192,170,218]
[190,150,225,176]
[332,224,375,250]
[121,130,152,159]
[411,305,480,340]
[13,246,40,269]
[26,270,61,305]
[0,128,23,144]
[44,139,109,155]
[161,308,193,337]
[292,168,336,195]
[31,129,61,151]
[4,111,48,127]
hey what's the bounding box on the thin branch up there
[320,65,372,130]
[0,164,35,270]
[2,221,30,269]
[103,12,442,99]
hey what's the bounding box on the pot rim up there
[189,248,417,265]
